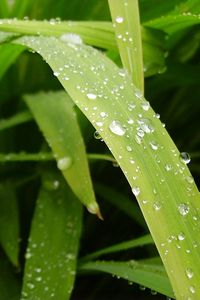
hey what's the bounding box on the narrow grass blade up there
[0,110,32,131]
[14,35,200,299]
[25,91,101,217]
[0,19,167,77]
[95,182,146,228]
[0,254,21,300]
[108,0,144,92]
[0,0,9,18]
[80,234,153,262]
[0,182,19,266]
[21,170,82,300]
[144,13,200,34]
[79,259,174,298]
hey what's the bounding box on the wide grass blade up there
[79,259,174,298]
[81,234,153,262]
[0,182,19,266]
[0,44,24,80]
[21,170,82,300]
[13,35,200,299]
[108,0,144,91]
[0,19,166,77]
[25,91,101,217]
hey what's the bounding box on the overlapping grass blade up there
[79,259,174,298]
[0,0,9,18]
[12,35,200,299]
[95,182,146,228]
[22,170,82,300]
[0,182,19,266]
[0,19,166,77]
[0,110,32,131]
[80,234,153,262]
[25,91,101,216]
[108,0,144,91]
[0,254,21,300]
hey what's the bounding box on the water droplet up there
[100,112,108,118]
[132,186,140,196]
[57,157,72,171]
[165,164,172,171]
[27,282,35,290]
[126,145,132,152]
[189,286,195,294]
[178,203,189,216]
[53,71,60,77]
[153,201,162,211]
[138,118,154,133]
[127,118,134,124]
[109,120,126,136]
[94,131,101,140]
[150,141,158,150]
[86,93,97,100]
[139,285,146,291]
[60,33,82,44]
[186,268,193,279]
[178,232,185,241]
[180,152,191,164]
[141,101,150,111]
[185,176,194,184]
[135,88,143,99]
[115,16,124,23]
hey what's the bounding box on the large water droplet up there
[178,203,189,216]
[57,157,72,171]
[189,286,195,294]
[141,101,150,111]
[132,186,140,196]
[86,93,97,100]
[138,118,154,133]
[178,232,185,241]
[60,33,83,44]
[180,152,191,164]
[149,141,158,150]
[115,16,124,23]
[109,120,126,136]
[186,268,193,279]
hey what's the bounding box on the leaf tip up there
[87,202,103,220]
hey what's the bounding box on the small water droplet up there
[178,203,189,216]
[153,201,162,211]
[135,88,143,99]
[185,176,194,184]
[165,164,172,171]
[115,16,124,23]
[57,157,72,171]
[150,141,158,150]
[180,152,191,164]
[86,93,97,100]
[94,131,101,140]
[100,112,108,118]
[109,120,126,136]
[138,118,154,133]
[189,286,195,294]
[178,232,185,241]
[186,268,193,279]
[141,101,150,111]
[132,186,140,196]
[126,145,132,152]
[53,71,60,77]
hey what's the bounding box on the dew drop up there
[94,131,101,140]
[141,101,150,111]
[180,152,191,164]
[126,145,132,152]
[178,232,185,241]
[189,286,195,294]
[100,112,108,118]
[134,88,143,99]
[132,186,140,196]
[153,201,162,211]
[115,16,124,23]
[109,120,126,136]
[60,33,83,44]
[57,157,72,171]
[165,164,172,171]
[86,93,97,100]
[185,176,194,184]
[186,268,193,279]
[53,71,60,77]
[178,203,189,216]
[150,141,158,150]
[138,118,154,133]
[127,118,134,124]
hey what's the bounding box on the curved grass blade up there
[0,182,19,266]
[0,253,21,300]
[0,110,32,131]
[0,19,166,77]
[21,170,82,300]
[79,259,174,298]
[25,91,101,217]
[13,35,200,299]
[80,234,153,262]
[108,0,144,92]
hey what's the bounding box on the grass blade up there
[21,170,82,300]
[0,182,19,266]
[108,0,144,91]
[13,34,200,299]
[0,110,32,131]
[79,259,174,298]
[0,0,9,18]
[25,91,101,217]
[80,234,153,262]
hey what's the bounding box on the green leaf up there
[0,19,166,77]
[13,35,200,299]
[108,0,144,91]
[0,110,32,131]
[25,91,101,217]
[0,43,24,80]
[80,234,153,262]
[0,0,9,18]
[79,259,174,298]
[0,254,21,300]
[0,182,19,266]
[21,170,82,300]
